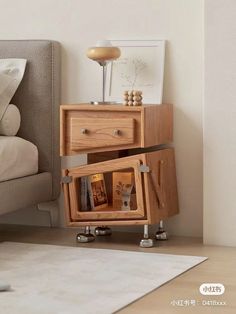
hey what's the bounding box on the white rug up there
[0,242,207,314]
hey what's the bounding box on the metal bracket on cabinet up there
[61,176,72,184]
[139,165,150,173]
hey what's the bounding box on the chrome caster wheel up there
[76,226,95,243]
[76,233,95,243]
[140,238,154,248]
[95,226,112,236]
[156,220,168,241]
[155,230,168,240]
[139,224,154,248]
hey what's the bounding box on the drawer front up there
[70,117,135,151]
[60,106,142,155]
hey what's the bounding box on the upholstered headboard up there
[0,40,61,199]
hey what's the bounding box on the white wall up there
[0,0,204,237]
[204,0,236,246]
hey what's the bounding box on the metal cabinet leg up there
[76,226,95,243]
[156,220,168,240]
[95,226,112,236]
[140,224,154,248]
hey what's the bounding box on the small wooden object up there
[123,90,143,106]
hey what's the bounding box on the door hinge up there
[139,165,150,173]
[61,176,72,184]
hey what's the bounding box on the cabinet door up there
[62,156,146,223]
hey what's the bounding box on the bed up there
[0,136,38,182]
[0,40,60,217]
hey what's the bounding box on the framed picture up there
[112,171,137,211]
[105,40,165,104]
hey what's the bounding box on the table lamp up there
[87,40,121,104]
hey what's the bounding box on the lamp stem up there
[102,64,106,103]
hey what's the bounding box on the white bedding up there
[0,136,38,182]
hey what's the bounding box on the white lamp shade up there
[95,40,112,47]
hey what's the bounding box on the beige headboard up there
[0,40,61,199]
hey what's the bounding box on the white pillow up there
[0,58,26,121]
[0,104,21,136]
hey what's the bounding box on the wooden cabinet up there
[60,104,178,245]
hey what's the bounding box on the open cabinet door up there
[62,148,178,227]
[62,156,147,224]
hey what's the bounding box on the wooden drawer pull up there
[80,128,88,134]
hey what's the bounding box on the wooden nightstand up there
[60,104,178,247]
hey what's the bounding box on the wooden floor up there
[0,224,236,314]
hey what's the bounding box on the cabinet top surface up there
[61,103,172,112]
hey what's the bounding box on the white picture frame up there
[105,40,165,104]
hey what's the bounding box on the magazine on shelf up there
[87,173,108,210]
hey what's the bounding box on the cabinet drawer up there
[60,104,173,155]
[70,117,135,151]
